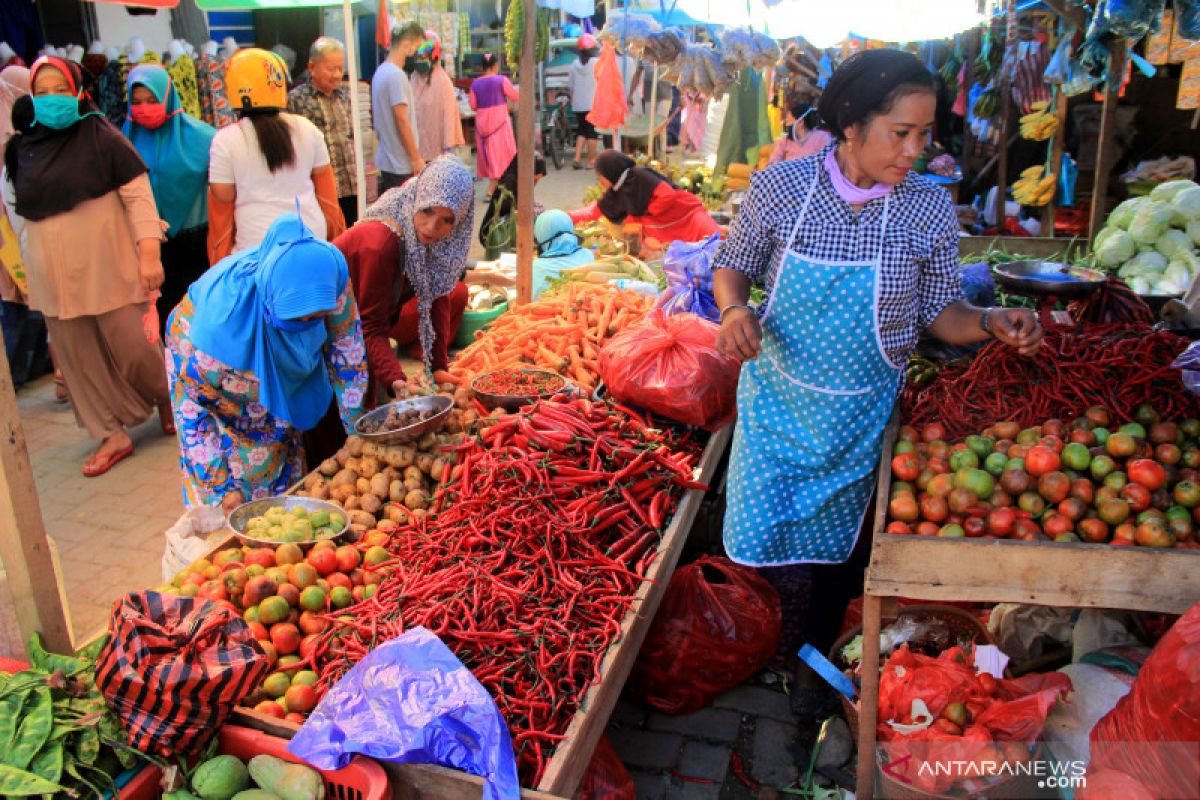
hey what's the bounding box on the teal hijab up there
[187,214,350,430]
[122,64,215,236]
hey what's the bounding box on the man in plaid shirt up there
[289,37,359,224]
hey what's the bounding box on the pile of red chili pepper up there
[902,323,1200,440]
[310,396,704,786]
[473,367,567,397]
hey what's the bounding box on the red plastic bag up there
[95,591,270,758]
[632,556,781,715]
[587,42,626,130]
[877,645,1071,795]
[578,734,636,800]
[1075,768,1156,800]
[1087,600,1200,798]
[599,311,740,431]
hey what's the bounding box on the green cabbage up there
[1096,228,1136,267]
[1171,250,1200,281]
[1150,179,1198,203]
[1157,229,1195,260]
[1127,251,1169,275]
[1130,200,1174,244]
[1188,219,1200,246]
[1128,275,1152,294]
[1107,197,1147,230]
[1162,261,1192,294]
[1174,186,1200,221]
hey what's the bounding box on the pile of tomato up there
[885,404,1200,549]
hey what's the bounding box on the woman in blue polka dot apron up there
[712,50,1043,711]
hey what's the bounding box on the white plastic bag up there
[161,505,229,582]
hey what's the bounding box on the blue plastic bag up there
[1173,342,1200,397]
[1058,152,1078,208]
[287,628,520,800]
[656,233,720,321]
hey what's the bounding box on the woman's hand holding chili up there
[717,307,763,362]
[989,308,1043,356]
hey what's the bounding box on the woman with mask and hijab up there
[768,98,831,165]
[165,213,368,511]
[333,155,473,404]
[6,56,172,477]
[712,50,1043,714]
[532,210,594,300]
[123,64,216,336]
[570,150,719,247]
[411,35,464,162]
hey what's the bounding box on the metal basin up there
[353,395,453,445]
[226,496,349,549]
[471,368,569,413]
[992,260,1107,300]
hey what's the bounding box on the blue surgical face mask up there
[32,93,85,130]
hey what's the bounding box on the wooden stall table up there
[853,421,1200,798]
[231,424,734,799]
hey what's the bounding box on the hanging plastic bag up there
[288,627,520,800]
[1059,152,1078,207]
[1179,0,1200,39]
[1086,600,1200,797]
[1100,0,1168,41]
[632,556,781,715]
[578,735,636,800]
[655,233,721,322]
[598,311,740,431]
[94,591,270,758]
[587,43,627,131]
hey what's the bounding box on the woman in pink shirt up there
[769,100,831,165]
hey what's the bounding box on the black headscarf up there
[817,49,934,140]
[594,150,670,224]
[7,57,146,221]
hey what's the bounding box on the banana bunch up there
[1013,165,1056,207]
[972,87,999,120]
[1019,101,1058,141]
[504,3,549,67]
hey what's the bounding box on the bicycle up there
[541,92,573,170]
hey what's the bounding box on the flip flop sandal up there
[82,445,133,477]
[159,407,176,436]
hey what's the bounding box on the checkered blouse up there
[714,145,963,366]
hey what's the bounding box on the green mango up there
[247,755,324,800]
[192,755,251,800]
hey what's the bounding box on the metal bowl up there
[227,496,350,549]
[471,368,570,413]
[353,395,453,445]
[992,260,1107,300]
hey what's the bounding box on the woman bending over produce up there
[569,150,720,248]
[334,155,474,404]
[713,49,1043,712]
[165,213,368,511]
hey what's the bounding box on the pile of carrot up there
[449,283,655,393]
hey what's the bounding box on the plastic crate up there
[119,725,389,800]
[453,301,508,348]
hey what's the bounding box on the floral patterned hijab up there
[361,155,474,374]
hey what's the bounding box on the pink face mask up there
[130,102,169,129]
[824,148,894,205]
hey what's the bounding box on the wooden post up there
[515,0,537,305]
[1043,85,1070,235]
[1088,40,1126,242]
[996,0,1017,232]
[647,64,659,161]
[341,0,368,220]
[855,593,883,800]
[0,335,74,656]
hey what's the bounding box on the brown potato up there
[370,473,390,499]
[360,494,383,514]
[389,479,405,502]
[330,484,355,503]
[430,457,449,483]
[415,453,435,476]
[403,477,425,493]
[382,466,401,482]
[294,489,309,497]
[343,494,361,511]
[385,504,409,525]
[355,477,372,496]
[317,458,340,478]
[377,519,400,533]
[417,432,438,452]
[384,446,416,469]
[310,482,330,501]
[344,457,362,475]
[349,522,369,537]
[404,489,430,510]
[335,447,351,466]
[303,472,323,491]
[403,466,424,483]
[358,456,381,479]
[362,441,378,458]
[349,510,377,529]
[330,468,358,488]
[346,436,365,457]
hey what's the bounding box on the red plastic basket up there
[118,725,389,800]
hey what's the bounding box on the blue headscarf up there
[534,210,583,258]
[122,64,216,236]
[186,214,350,430]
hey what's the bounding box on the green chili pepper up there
[0,762,69,796]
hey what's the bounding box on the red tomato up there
[889,494,919,522]
[1127,459,1167,491]
[305,547,339,577]
[247,621,269,640]
[986,507,1016,538]
[284,684,319,714]
[963,517,987,538]
[1025,446,1061,477]
[919,494,950,523]
[922,422,946,443]
[1012,518,1043,540]
[1121,482,1152,512]
[285,712,307,724]
[886,521,913,535]
[916,521,940,536]
[334,545,361,573]
[299,634,322,661]
[254,700,286,719]
[269,623,302,656]
[1043,513,1075,538]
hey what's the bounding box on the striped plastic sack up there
[94,591,270,758]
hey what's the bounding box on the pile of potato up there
[294,432,463,535]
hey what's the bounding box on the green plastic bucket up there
[454,301,508,348]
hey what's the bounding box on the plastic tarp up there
[288,627,520,800]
